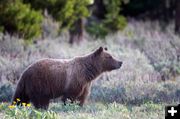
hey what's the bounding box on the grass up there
[0,20,180,118]
[0,103,58,119]
[0,102,166,119]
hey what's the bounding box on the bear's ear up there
[94,46,103,56]
[104,47,108,51]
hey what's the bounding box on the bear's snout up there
[117,61,122,69]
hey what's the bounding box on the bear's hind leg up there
[31,98,50,110]
[14,94,30,106]
[41,99,50,110]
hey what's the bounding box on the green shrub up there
[87,0,127,39]
[24,0,90,31]
[57,0,90,30]
[86,21,109,39]
[0,26,4,32]
[0,0,43,40]
[0,83,13,102]
[0,103,59,119]
[103,0,127,31]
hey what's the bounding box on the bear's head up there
[92,47,122,72]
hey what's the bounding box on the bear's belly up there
[65,85,84,100]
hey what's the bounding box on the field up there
[0,21,180,119]
[0,102,166,119]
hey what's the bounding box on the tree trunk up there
[175,0,180,34]
[69,18,84,44]
[92,0,106,19]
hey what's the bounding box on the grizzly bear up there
[12,47,122,109]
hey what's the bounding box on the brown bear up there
[12,47,122,109]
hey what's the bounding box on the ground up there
[0,102,167,119]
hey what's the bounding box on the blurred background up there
[0,0,180,107]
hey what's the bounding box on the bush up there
[0,103,59,119]
[103,0,127,31]
[57,0,90,30]
[87,0,127,38]
[0,83,13,102]
[86,21,109,39]
[0,0,43,40]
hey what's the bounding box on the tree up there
[24,0,91,43]
[69,18,84,44]
[121,0,180,33]
[87,0,127,38]
[175,0,180,34]
[103,0,127,31]
[92,0,106,19]
[58,0,90,44]
[0,0,43,40]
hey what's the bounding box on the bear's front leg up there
[61,96,67,105]
[78,83,91,107]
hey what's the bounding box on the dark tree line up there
[72,0,180,43]
[120,0,180,33]
[0,0,179,44]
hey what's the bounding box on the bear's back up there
[21,58,69,98]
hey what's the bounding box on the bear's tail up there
[12,79,29,105]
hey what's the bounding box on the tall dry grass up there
[0,21,179,105]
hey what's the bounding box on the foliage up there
[24,0,127,38]
[24,0,91,31]
[0,0,178,40]
[57,0,90,31]
[103,0,127,31]
[0,102,165,119]
[0,103,59,119]
[0,0,127,40]
[0,83,13,102]
[86,21,109,39]
[0,0,43,40]
[87,0,127,38]
[0,26,4,32]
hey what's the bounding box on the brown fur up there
[12,47,122,109]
